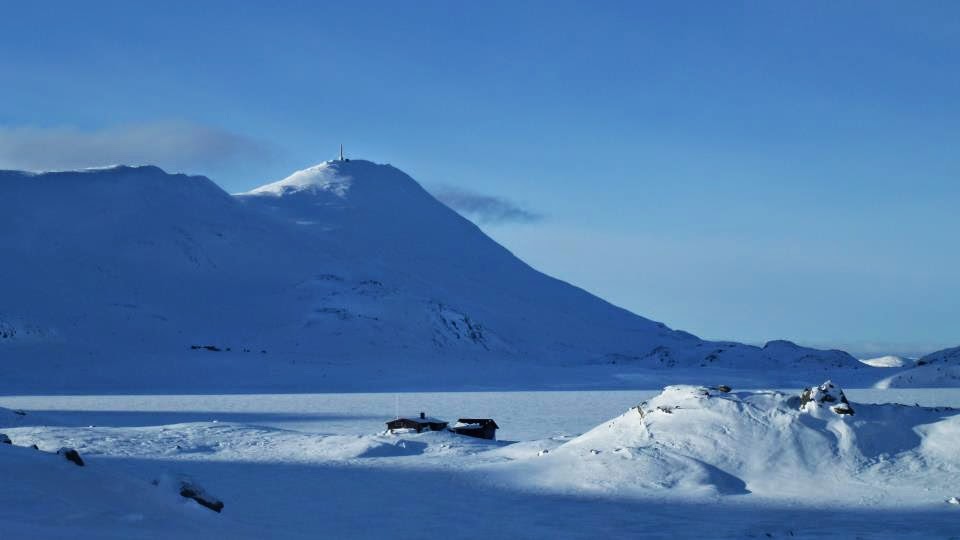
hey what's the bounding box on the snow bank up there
[0,438,241,538]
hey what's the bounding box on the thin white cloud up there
[430,185,543,225]
[0,121,267,172]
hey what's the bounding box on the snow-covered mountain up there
[0,160,870,392]
[875,346,960,388]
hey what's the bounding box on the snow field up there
[3,385,960,538]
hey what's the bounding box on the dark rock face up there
[57,447,85,466]
[0,433,11,445]
[179,481,224,513]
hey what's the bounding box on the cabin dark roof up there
[454,418,499,429]
[386,415,449,433]
[392,415,445,424]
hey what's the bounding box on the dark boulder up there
[179,480,224,513]
[0,433,10,445]
[57,447,85,466]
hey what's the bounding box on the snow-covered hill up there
[860,355,913,368]
[0,161,873,392]
[875,346,960,388]
[492,383,960,504]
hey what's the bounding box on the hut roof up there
[388,415,446,425]
[454,418,499,429]
[398,415,444,423]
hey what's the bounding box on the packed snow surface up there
[3,387,960,538]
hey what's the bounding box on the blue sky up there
[1,1,957,357]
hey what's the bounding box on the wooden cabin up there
[385,412,448,433]
[451,418,499,440]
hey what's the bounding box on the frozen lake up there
[3,387,959,441]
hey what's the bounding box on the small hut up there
[451,418,499,440]
[385,412,448,433]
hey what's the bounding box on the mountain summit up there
[0,160,866,392]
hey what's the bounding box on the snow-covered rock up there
[799,380,854,416]
[875,346,960,388]
[490,384,960,504]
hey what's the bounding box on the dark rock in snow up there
[0,433,11,445]
[832,404,855,415]
[57,447,85,466]
[179,481,224,513]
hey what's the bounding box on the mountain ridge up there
[0,160,878,392]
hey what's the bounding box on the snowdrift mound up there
[875,346,960,388]
[496,383,960,504]
[0,439,236,537]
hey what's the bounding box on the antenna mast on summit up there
[339,144,344,161]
